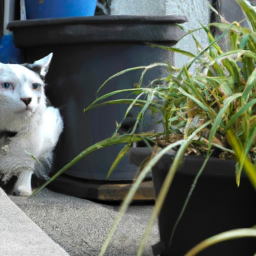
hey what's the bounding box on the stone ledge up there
[0,188,69,256]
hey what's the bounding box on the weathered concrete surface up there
[111,0,166,15]
[10,189,159,256]
[166,0,210,69]
[110,0,210,69]
[0,187,68,256]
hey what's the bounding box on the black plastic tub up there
[8,16,186,199]
[8,15,187,46]
[129,147,256,256]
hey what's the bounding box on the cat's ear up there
[22,53,53,80]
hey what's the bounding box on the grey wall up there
[110,0,210,70]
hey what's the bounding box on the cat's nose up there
[20,97,32,106]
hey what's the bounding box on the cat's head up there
[0,53,53,131]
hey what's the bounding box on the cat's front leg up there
[0,131,39,195]
[12,169,33,196]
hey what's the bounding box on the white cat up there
[0,53,63,196]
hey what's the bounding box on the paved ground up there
[0,187,68,256]
[10,188,159,256]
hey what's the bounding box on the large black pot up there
[129,147,256,256]
[8,16,186,200]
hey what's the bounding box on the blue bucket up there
[0,35,24,64]
[25,0,97,19]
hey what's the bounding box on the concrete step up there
[0,187,69,256]
[10,188,159,256]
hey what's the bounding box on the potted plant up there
[33,0,256,255]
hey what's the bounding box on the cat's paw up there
[12,169,33,196]
[12,185,32,197]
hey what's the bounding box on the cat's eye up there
[32,83,41,90]
[2,83,12,89]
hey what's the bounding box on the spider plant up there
[33,0,256,254]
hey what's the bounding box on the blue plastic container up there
[25,0,97,19]
[0,35,24,64]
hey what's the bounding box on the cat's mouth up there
[25,106,32,111]
[16,107,33,113]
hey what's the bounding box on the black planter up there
[129,147,256,256]
[8,16,186,200]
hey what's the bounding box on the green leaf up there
[226,128,256,189]
[96,64,167,94]
[236,0,256,31]
[166,61,173,83]
[210,49,256,64]
[100,121,211,256]
[84,88,165,114]
[248,34,256,52]
[210,49,242,64]
[240,34,250,49]
[30,133,160,197]
[106,143,132,180]
[236,123,256,186]
[130,92,155,134]
[185,228,256,256]
[225,98,256,131]
[208,93,242,150]
[187,22,235,71]
[113,92,147,135]
[229,31,238,50]
[219,82,233,96]
[242,67,256,102]
[137,120,211,255]
[178,87,210,113]
[148,44,196,58]
[225,59,241,93]
[25,150,41,165]
[84,99,160,114]
[99,140,183,256]
[210,22,254,36]
[137,63,169,88]
[211,143,234,153]
[175,27,204,43]
[169,153,212,247]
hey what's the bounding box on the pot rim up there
[7,15,188,29]
[128,147,240,177]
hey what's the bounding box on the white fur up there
[0,53,63,196]
[13,169,33,196]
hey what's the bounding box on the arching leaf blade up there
[185,228,256,256]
